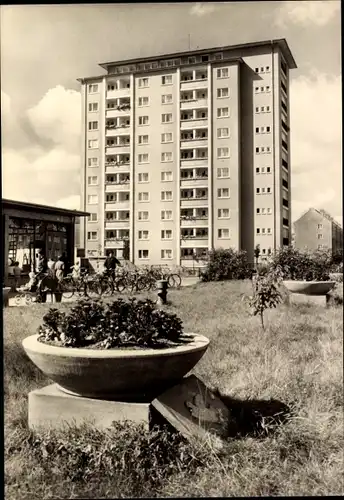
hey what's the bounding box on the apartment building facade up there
[294,208,343,254]
[78,38,296,266]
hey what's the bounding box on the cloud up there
[290,71,342,223]
[190,3,216,17]
[56,195,81,210]
[2,85,81,207]
[275,0,340,27]
[26,85,81,153]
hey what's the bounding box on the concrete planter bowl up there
[283,280,335,296]
[22,333,210,401]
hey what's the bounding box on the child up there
[17,271,37,292]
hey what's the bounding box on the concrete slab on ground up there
[287,293,329,307]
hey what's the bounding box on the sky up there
[1,1,342,224]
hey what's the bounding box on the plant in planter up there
[22,297,209,400]
[270,246,335,296]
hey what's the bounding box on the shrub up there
[201,248,252,282]
[244,266,284,330]
[37,297,185,349]
[270,247,331,281]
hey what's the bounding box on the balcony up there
[106,144,130,155]
[180,217,209,227]
[180,158,208,167]
[180,138,208,149]
[180,97,208,110]
[180,237,209,248]
[180,78,208,91]
[105,199,130,210]
[180,258,207,268]
[105,238,128,249]
[181,118,208,129]
[180,196,208,208]
[180,171,208,188]
[105,220,130,230]
[106,124,130,137]
[105,181,130,192]
[107,87,130,100]
[106,103,131,118]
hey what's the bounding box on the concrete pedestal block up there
[288,293,329,307]
[28,384,150,431]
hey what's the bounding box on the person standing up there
[55,256,65,282]
[104,251,121,277]
[13,262,22,290]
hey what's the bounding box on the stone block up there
[288,293,329,307]
[152,375,231,444]
[28,384,150,431]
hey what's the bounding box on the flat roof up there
[98,38,297,71]
[2,199,89,217]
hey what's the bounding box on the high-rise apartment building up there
[78,38,296,266]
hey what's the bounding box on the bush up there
[270,247,331,281]
[201,248,252,282]
[37,297,186,349]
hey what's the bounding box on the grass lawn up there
[4,280,344,498]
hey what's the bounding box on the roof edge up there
[2,199,89,217]
[98,38,297,71]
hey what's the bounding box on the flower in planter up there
[37,298,186,349]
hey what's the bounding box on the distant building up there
[78,38,296,266]
[294,208,343,254]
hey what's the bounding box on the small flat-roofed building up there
[2,199,89,286]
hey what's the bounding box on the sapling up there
[246,266,284,330]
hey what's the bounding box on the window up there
[217,88,229,98]
[256,208,260,214]
[317,224,323,230]
[256,228,260,234]
[87,231,98,240]
[138,153,149,163]
[88,157,99,167]
[267,208,272,214]
[267,187,271,193]
[88,194,98,204]
[138,96,149,107]
[161,230,173,239]
[89,84,98,93]
[162,75,173,85]
[162,113,173,123]
[218,228,230,239]
[266,66,270,72]
[88,121,98,131]
[138,135,149,145]
[161,132,173,143]
[88,102,98,112]
[162,94,173,104]
[138,77,149,88]
[138,211,149,220]
[161,249,173,259]
[161,210,172,220]
[217,167,230,178]
[217,68,229,78]
[267,167,271,173]
[217,127,229,138]
[138,192,149,202]
[217,107,229,118]
[161,171,173,182]
[161,191,173,201]
[317,234,323,240]
[261,208,266,214]
[318,244,323,250]
[217,147,230,158]
[139,116,149,126]
[88,139,98,149]
[161,152,173,162]
[256,188,260,194]
[138,230,149,240]
[88,176,98,186]
[88,213,98,222]
[218,208,230,218]
[217,188,230,198]
[138,250,149,259]
[138,172,149,183]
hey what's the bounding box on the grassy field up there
[4,280,343,498]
